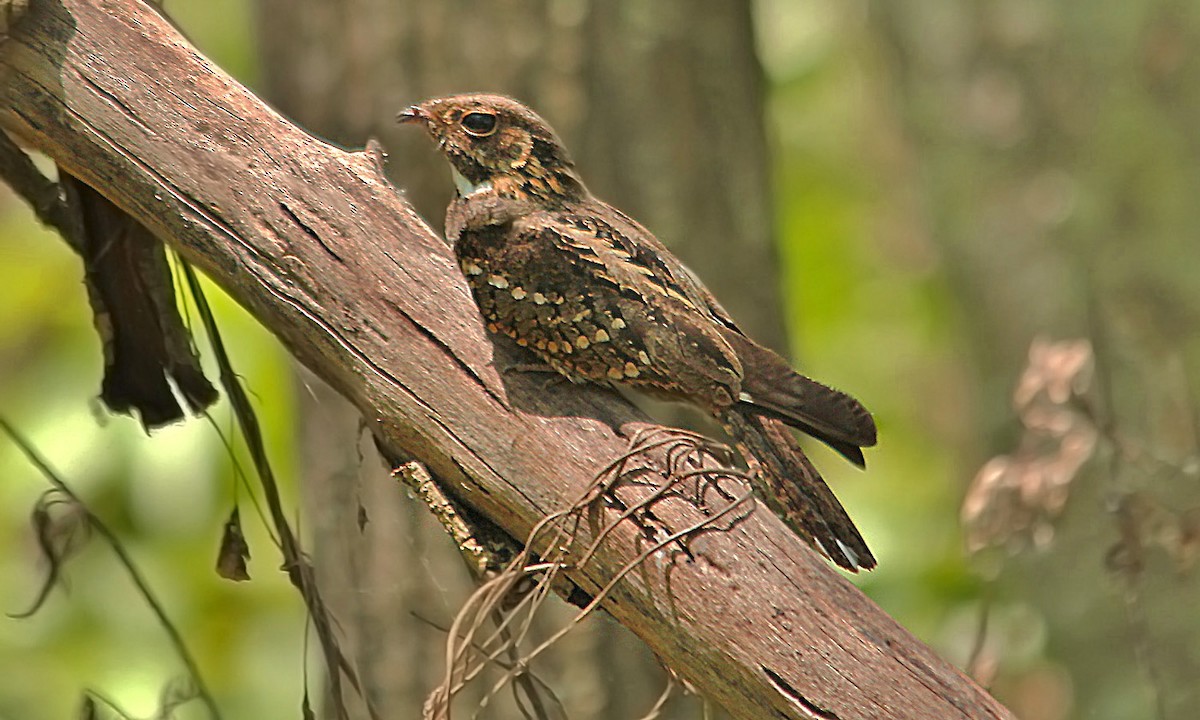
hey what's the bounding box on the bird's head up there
[399,94,586,203]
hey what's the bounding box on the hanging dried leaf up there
[62,173,218,430]
[216,506,251,581]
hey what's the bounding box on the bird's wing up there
[551,200,877,458]
[548,207,707,309]
[572,201,744,331]
[507,207,746,409]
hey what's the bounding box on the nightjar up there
[400,94,878,570]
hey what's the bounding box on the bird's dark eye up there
[461,112,498,137]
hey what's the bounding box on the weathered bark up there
[0,1,1013,719]
[256,1,783,716]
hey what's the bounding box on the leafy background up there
[2,1,1198,719]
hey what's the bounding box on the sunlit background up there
[2,1,1198,719]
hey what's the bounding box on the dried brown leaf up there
[215,506,251,582]
[963,338,1098,554]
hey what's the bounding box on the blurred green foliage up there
[0,217,304,720]
[760,2,978,636]
[0,4,302,719]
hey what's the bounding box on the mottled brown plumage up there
[400,94,878,570]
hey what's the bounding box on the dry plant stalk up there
[424,427,754,720]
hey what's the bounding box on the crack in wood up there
[762,666,840,719]
[76,68,154,134]
[279,200,342,262]
[380,295,508,410]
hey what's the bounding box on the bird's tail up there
[720,329,876,466]
[723,410,876,571]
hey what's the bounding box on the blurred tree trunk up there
[254,1,781,717]
[869,3,1200,720]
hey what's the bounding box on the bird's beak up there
[397,105,429,125]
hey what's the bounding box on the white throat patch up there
[452,167,493,197]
